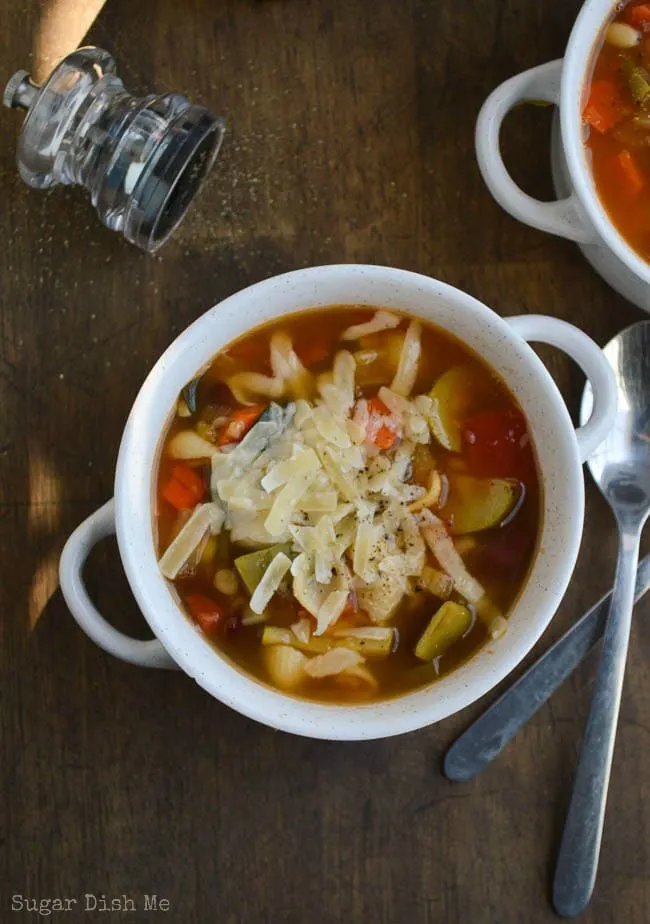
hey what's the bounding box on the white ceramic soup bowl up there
[476,0,650,311]
[59,265,617,740]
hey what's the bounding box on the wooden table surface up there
[2,1,650,921]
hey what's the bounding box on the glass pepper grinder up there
[3,46,225,252]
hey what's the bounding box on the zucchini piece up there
[181,377,201,415]
[427,366,488,452]
[234,543,292,594]
[257,405,275,423]
[415,601,472,661]
[444,475,520,534]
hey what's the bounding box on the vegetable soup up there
[584,1,650,260]
[155,307,541,703]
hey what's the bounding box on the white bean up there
[214,569,239,595]
[606,22,640,49]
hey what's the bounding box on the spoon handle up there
[443,554,650,783]
[553,529,641,918]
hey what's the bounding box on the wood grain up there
[32,0,108,83]
[1,0,649,921]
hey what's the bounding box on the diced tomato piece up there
[583,79,627,133]
[185,593,224,635]
[218,405,266,446]
[462,409,535,482]
[161,463,206,510]
[625,3,650,29]
[615,149,645,196]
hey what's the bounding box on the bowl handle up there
[59,499,178,669]
[476,59,593,243]
[506,315,617,463]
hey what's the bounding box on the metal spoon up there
[553,320,650,918]
[443,555,650,783]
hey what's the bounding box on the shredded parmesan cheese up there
[249,551,292,614]
[408,471,443,513]
[353,521,381,584]
[315,589,349,636]
[198,349,476,633]
[264,471,315,536]
[419,510,484,603]
[341,311,400,341]
[227,372,285,405]
[391,320,421,396]
[303,647,364,677]
[159,503,224,579]
[261,445,320,492]
[291,617,312,645]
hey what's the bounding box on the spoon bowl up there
[582,321,650,520]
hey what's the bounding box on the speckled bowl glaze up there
[59,265,617,740]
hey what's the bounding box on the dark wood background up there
[2,1,649,921]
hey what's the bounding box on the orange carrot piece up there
[583,80,627,133]
[161,463,206,509]
[374,425,399,450]
[171,463,206,503]
[616,149,645,195]
[218,405,266,446]
[185,593,224,634]
[625,3,650,29]
[161,478,195,510]
[365,395,400,449]
[367,395,392,417]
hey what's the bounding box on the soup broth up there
[584,1,650,260]
[155,307,541,703]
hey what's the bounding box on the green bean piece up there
[261,626,394,658]
[622,58,650,104]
